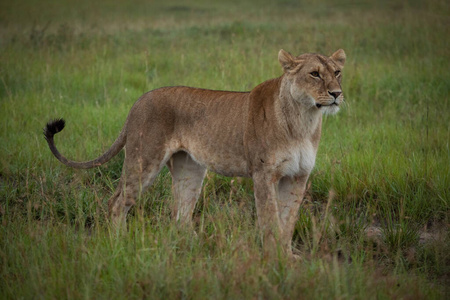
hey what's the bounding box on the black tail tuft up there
[44,118,66,141]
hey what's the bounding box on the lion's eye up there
[310,71,320,78]
[335,70,341,77]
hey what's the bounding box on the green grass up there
[1,0,449,298]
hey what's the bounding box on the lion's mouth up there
[316,102,338,108]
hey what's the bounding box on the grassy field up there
[1,0,449,298]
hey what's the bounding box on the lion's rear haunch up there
[43,118,65,141]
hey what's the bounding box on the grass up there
[1,0,449,298]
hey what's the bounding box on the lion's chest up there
[276,141,317,177]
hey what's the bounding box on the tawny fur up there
[44,49,346,258]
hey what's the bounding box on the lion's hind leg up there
[108,150,171,229]
[108,177,136,230]
[167,151,207,226]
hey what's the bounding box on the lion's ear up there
[278,49,298,73]
[330,49,346,68]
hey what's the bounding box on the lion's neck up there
[276,76,322,141]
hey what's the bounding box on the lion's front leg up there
[277,175,308,256]
[252,172,283,258]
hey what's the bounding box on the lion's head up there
[278,49,346,115]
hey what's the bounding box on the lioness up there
[44,49,346,258]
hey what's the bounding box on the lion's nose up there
[328,91,342,99]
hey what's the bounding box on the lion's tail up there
[43,118,127,169]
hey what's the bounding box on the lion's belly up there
[184,141,250,178]
[195,152,249,177]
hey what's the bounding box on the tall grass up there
[1,0,449,298]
